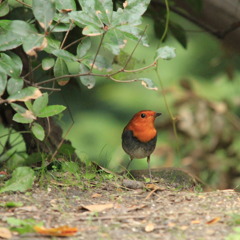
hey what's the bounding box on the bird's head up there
[125,110,162,142]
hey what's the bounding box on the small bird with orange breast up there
[122,110,162,181]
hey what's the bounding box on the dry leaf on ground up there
[34,225,78,237]
[80,203,114,212]
[0,227,12,239]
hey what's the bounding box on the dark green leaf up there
[0,201,23,208]
[42,58,55,70]
[10,103,27,114]
[79,63,95,89]
[13,113,34,124]
[31,123,45,141]
[0,167,35,193]
[61,161,79,173]
[7,87,42,103]
[32,0,56,30]
[52,49,78,61]
[0,72,7,96]
[22,34,47,56]
[77,38,91,58]
[53,58,70,84]
[0,52,22,77]
[0,20,37,51]
[139,78,158,91]
[37,105,66,118]
[58,143,76,155]
[155,46,176,60]
[0,1,9,17]
[55,0,76,11]
[7,77,24,95]
[32,93,48,116]
[170,22,187,49]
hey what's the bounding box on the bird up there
[122,110,162,181]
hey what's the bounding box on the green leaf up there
[104,30,126,55]
[7,87,42,103]
[44,36,61,53]
[22,34,47,56]
[0,52,22,77]
[94,0,113,25]
[0,167,35,193]
[31,123,45,141]
[155,46,176,60]
[79,63,96,89]
[83,55,112,71]
[13,113,34,124]
[52,49,78,61]
[139,78,158,91]
[170,22,187,49]
[0,20,37,51]
[32,0,55,30]
[0,72,7,96]
[55,0,76,11]
[32,93,48,116]
[53,58,70,84]
[69,10,101,28]
[7,77,24,95]
[37,105,66,118]
[0,1,9,17]
[0,201,23,208]
[61,161,79,174]
[42,58,55,70]
[82,25,104,36]
[10,103,27,114]
[77,38,91,58]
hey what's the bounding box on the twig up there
[122,25,148,70]
[78,215,149,221]
[90,32,106,72]
[60,20,74,49]
[15,0,31,8]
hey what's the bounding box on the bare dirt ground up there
[1,170,240,240]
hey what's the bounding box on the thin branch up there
[122,25,148,70]
[15,0,31,8]
[63,36,87,50]
[122,61,157,73]
[90,32,106,72]
[24,63,42,79]
[60,20,74,49]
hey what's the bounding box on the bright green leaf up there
[53,58,70,85]
[37,105,66,118]
[32,0,55,30]
[0,72,7,96]
[0,52,22,77]
[82,25,104,36]
[25,101,33,112]
[0,1,9,17]
[94,0,113,25]
[155,46,176,60]
[55,0,76,11]
[13,113,34,124]
[22,34,47,56]
[7,87,42,103]
[139,78,158,91]
[42,58,55,70]
[61,161,79,174]
[32,93,48,116]
[0,201,23,208]
[10,103,27,114]
[79,63,95,89]
[52,49,78,61]
[77,38,91,58]
[7,77,24,95]
[0,167,35,193]
[31,123,45,141]
[83,55,112,71]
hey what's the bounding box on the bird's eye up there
[141,113,146,118]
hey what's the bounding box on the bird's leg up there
[147,155,152,182]
[126,157,133,170]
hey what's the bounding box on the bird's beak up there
[155,112,162,117]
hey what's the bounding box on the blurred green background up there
[50,15,240,189]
